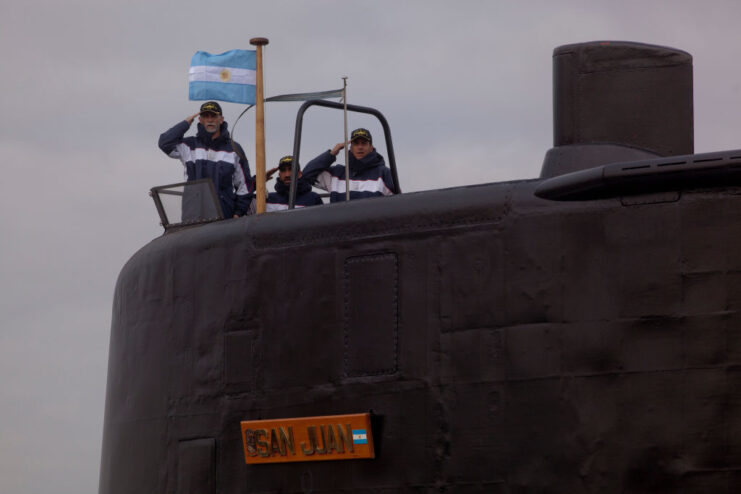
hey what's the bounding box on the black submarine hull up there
[100,41,741,492]
[99,179,741,492]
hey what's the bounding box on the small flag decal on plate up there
[352,429,368,444]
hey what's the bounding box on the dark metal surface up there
[100,182,741,493]
[541,41,693,178]
[536,148,741,200]
[100,41,741,493]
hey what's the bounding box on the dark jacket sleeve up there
[234,142,255,194]
[233,177,251,216]
[382,167,398,194]
[234,193,249,216]
[301,150,336,185]
[158,120,191,155]
[229,142,251,216]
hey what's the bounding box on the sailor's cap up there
[199,101,222,115]
[350,128,372,143]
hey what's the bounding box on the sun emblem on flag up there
[219,69,232,82]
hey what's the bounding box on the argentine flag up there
[189,50,257,104]
[352,429,368,445]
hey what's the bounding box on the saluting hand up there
[330,142,348,156]
[185,112,200,125]
[266,166,279,180]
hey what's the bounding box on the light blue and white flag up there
[189,49,257,104]
[352,429,368,445]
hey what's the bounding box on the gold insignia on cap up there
[219,69,231,82]
[201,102,220,114]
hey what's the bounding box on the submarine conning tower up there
[540,40,694,178]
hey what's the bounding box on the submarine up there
[99,41,741,492]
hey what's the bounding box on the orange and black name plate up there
[241,413,374,464]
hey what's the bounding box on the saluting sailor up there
[158,101,253,218]
[302,128,395,202]
[266,156,323,212]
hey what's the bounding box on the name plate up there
[241,413,375,464]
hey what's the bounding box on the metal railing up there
[150,178,223,230]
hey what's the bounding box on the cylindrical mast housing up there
[542,41,693,178]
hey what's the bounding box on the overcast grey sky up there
[2,1,741,492]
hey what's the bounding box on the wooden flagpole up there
[250,37,269,214]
